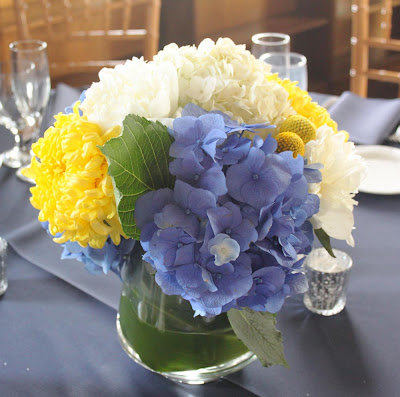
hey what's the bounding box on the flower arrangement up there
[25,38,365,369]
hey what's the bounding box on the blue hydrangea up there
[61,237,135,276]
[152,180,217,239]
[205,202,258,252]
[182,103,274,134]
[135,107,321,316]
[41,221,134,277]
[215,134,252,166]
[226,146,292,209]
[169,113,227,161]
[169,152,227,196]
[208,233,240,266]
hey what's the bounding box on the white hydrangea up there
[82,38,293,131]
[305,126,366,246]
[154,38,293,126]
[81,58,179,131]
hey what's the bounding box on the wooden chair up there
[350,0,400,97]
[12,0,161,83]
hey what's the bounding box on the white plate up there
[355,145,400,195]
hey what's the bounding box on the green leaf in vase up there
[227,308,288,368]
[100,115,175,240]
[315,228,336,258]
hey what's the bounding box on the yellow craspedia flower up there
[267,74,349,141]
[275,132,305,158]
[280,115,316,144]
[26,102,123,249]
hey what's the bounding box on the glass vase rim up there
[9,39,48,53]
[260,52,307,69]
[305,248,353,273]
[251,32,291,46]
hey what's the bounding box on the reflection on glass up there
[260,52,308,91]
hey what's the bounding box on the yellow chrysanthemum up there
[26,102,123,249]
[280,115,316,144]
[267,74,349,141]
[275,132,305,158]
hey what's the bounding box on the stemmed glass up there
[0,63,29,168]
[9,40,51,180]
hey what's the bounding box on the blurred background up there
[1,0,399,97]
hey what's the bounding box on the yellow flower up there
[280,114,316,144]
[26,102,123,249]
[275,132,305,157]
[267,74,349,141]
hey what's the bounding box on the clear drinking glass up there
[251,33,290,59]
[0,237,8,296]
[9,40,51,178]
[303,248,353,316]
[0,63,29,168]
[260,52,308,91]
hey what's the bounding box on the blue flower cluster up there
[61,238,135,277]
[41,221,134,277]
[136,105,321,316]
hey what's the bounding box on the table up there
[1,89,399,397]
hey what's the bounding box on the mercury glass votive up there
[0,237,8,296]
[303,248,353,316]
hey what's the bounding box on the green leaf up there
[100,114,175,240]
[314,228,336,258]
[227,308,288,368]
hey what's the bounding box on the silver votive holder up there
[0,237,8,296]
[303,248,352,316]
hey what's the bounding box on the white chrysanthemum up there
[154,38,293,126]
[81,58,179,131]
[305,125,366,246]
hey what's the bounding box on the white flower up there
[154,38,293,127]
[305,125,366,246]
[81,58,179,131]
[208,233,240,266]
[82,38,294,131]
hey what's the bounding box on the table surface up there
[1,90,400,397]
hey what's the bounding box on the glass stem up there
[22,114,42,153]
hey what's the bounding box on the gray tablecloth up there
[1,89,400,396]
[0,246,254,397]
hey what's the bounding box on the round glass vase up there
[116,244,256,384]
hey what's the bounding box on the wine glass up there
[0,63,29,168]
[9,40,51,180]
